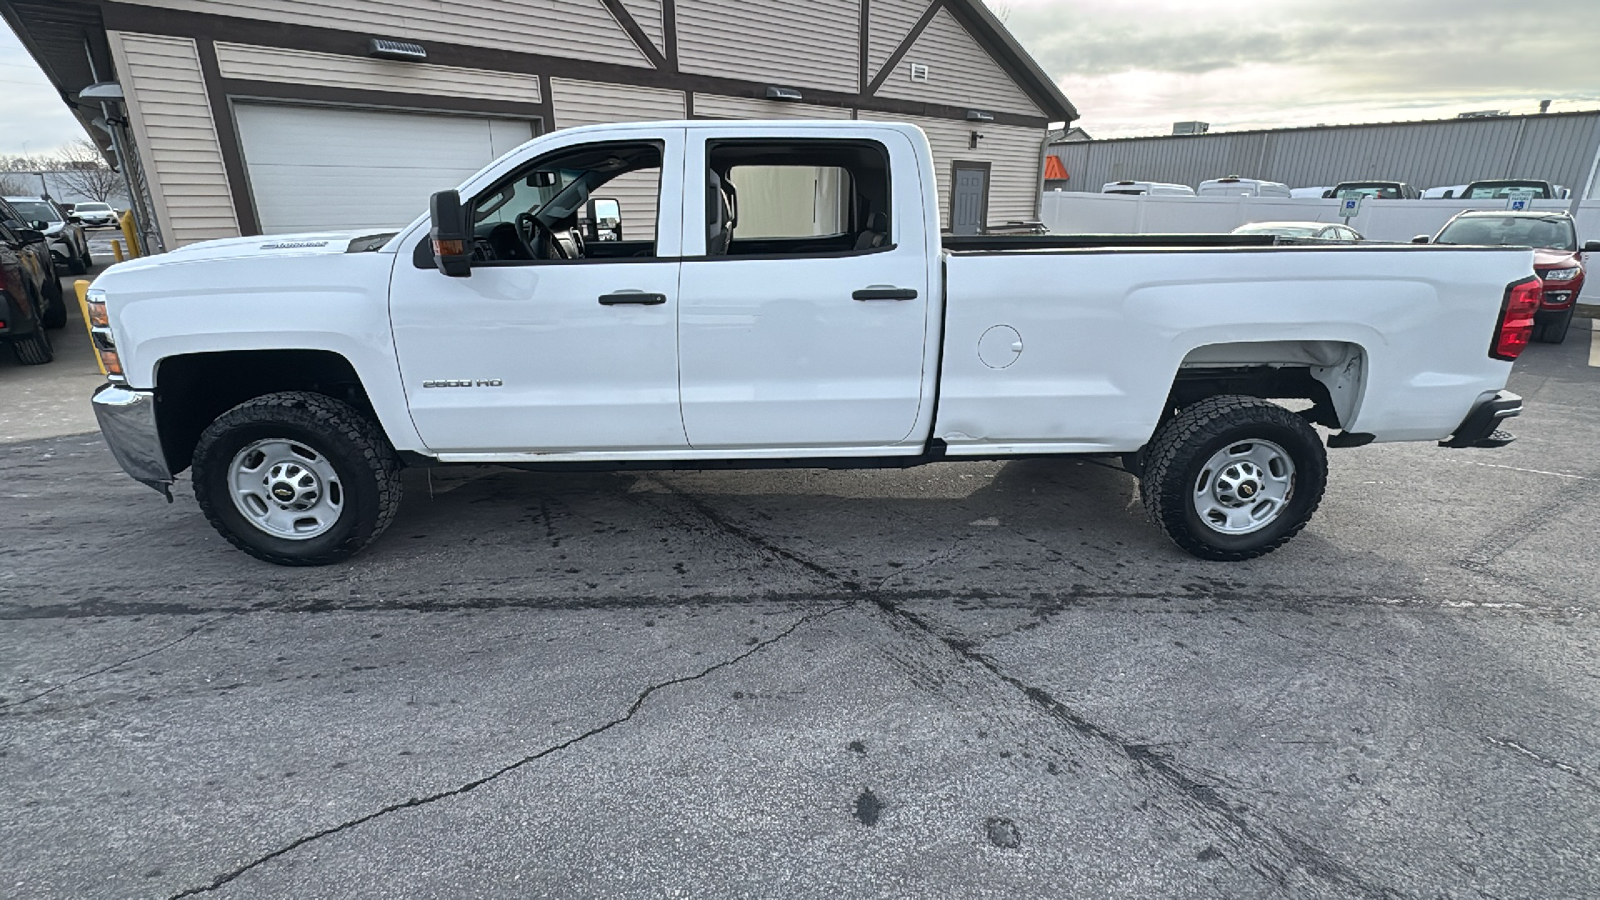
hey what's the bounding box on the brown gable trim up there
[96,1,1047,129]
[661,0,678,71]
[193,39,260,235]
[856,0,869,94]
[598,0,668,70]
[865,0,944,95]
[942,0,1075,122]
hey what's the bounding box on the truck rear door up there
[676,126,934,451]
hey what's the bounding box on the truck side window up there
[468,140,664,263]
[703,140,891,258]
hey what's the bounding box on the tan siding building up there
[5,0,1076,248]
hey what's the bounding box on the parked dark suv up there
[0,198,66,326]
[0,218,60,364]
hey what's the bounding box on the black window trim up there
[695,137,895,262]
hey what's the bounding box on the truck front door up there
[676,128,934,451]
[389,128,688,455]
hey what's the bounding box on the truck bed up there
[941,233,1278,253]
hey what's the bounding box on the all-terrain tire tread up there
[10,310,53,364]
[192,391,402,566]
[1139,394,1327,561]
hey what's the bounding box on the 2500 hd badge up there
[422,379,503,388]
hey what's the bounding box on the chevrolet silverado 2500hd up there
[87,121,1536,565]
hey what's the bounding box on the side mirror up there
[17,229,46,245]
[68,214,82,223]
[1411,235,1431,244]
[31,220,49,232]
[1584,241,1600,253]
[586,198,622,242]
[429,190,471,278]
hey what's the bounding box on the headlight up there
[85,290,109,327]
[1541,267,1580,283]
[84,288,122,379]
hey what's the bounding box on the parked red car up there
[1423,211,1599,344]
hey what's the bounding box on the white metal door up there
[388,128,687,456]
[676,127,933,451]
[233,104,534,233]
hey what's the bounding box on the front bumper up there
[1439,390,1522,449]
[91,383,174,498]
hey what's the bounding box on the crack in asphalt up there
[1483,736,1600,794]
[650,482,1412,900]
[164,602,847,898]
[866,597,1411,900]
[0,614,232,711]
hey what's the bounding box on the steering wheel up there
[515,212,569,260]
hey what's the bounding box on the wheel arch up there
[153,349,380,475]
[1167,339,1369,431]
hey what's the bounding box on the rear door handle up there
[852,287,918,301]
[598,291,667,306]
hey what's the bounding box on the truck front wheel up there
[191,392,402,566]
[1139,395,1327,561]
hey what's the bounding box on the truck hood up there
[97,230,400,277]
[1532,247,1579,269]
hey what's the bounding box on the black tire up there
[192,392,402,566]
[79,249,93,272]
[66,251,87,276]
[1139,395,1327,561]
[10,313,53,365]
[1533,308,1573,344]
[40,279,67,329]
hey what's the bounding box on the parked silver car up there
[2,196,92,274]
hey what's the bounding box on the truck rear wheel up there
[192,392,402,566]
[1139,395,1327,561]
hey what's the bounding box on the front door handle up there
[853,287,918,301]
[598,291,667,306]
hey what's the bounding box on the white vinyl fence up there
[1040,192,1600,247]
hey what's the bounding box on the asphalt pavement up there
[2,276,1597,899]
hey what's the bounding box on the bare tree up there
[51,139,124,204]
[0,171,33,196]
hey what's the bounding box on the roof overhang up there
[0,0,117,157]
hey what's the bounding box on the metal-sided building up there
[3,0,1075,250]
[1046,110,1600,199]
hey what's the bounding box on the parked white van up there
[1198,176,1293,198]
[1101,180,1196,197]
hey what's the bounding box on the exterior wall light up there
[765,86,803,102]
[966,110,994,122]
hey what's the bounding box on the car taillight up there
[1492,277,1542,360]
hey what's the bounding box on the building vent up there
[368,39,427,62]
[1172,121,1210,135]
[909,63,930,83]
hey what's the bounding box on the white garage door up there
[233,104,536,234]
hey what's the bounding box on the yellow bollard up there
[75,279,106,376]
[111,239,125,263]
[118,210,142,259]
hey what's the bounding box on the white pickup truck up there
[88,120,1537,566]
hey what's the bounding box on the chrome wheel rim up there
[1193,439,1295,535]
[228,439,344,540]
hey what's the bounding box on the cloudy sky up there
[3,0,1599,153]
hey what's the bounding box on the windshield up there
[1337,185,1401,199]
[1234,224,1321,238]
[7,200,60,224]
[77,203,112,212]
[1435,216,1576,251]
[1464,183,1551,199]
